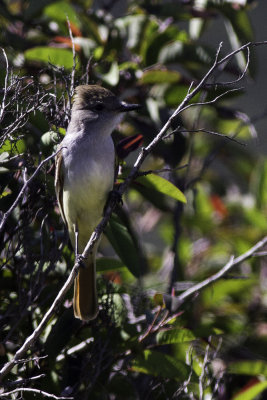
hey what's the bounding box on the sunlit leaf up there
[232,380,267,400]
[158,42,213,70]
[101,62,120,86]
[229,361,267,377]
[25,47,79,69]
[156,328,196,345]
[135,174,186,203]
[0,190,11,199]
[0,139,26,154]
[202,279,255,307]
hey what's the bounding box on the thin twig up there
[181,87,243,113]
[137,164,189,177]
[178,128,245,146]
[0,388,73,399]
[176,235,267,305]
[0,48,9,121]
[0,151,59,234]
[138,307,162,342]
[205,47,250,87]
[66,17,76,99]
[5,374,45,388]
[0,261,79,381]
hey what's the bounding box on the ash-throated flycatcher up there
[55,85,140,321]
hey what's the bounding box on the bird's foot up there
[75,254,86,269]
[108,189,123,207]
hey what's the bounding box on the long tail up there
[73,253,98,321]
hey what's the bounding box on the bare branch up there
[56,338,94,362]
[0,388,73,399]
[5,374,45,388]
[181,87,243,113]
[175,235,267,305]
[179,128,245,146]
[66,16,76,100]
[0,151,59,234]
[0,48,9,122]
[0,261,79,381]
[137,164,189,177]
[205,47,250,88]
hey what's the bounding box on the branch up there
[0,151,59,234]
[66,17,76,101]
[2,40,267,383]
[173,235,267,307]
[4,374,45,388]
[205,47,250,88]
[0,388,73,399]
[166,128,245,146]
[0,262,79,381]
[181,87,243,113]
[0,48,9,122]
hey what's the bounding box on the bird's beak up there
[119,101,141,112]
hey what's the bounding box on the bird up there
[55,84,140,321]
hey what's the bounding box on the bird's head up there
[71,85,140,134]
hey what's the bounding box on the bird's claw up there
[110,189,123,206]
[76,254,86,269]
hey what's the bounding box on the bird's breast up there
[62,133,115,233]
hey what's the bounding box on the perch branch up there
[1,40,267,383]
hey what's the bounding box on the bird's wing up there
[55,147,68,228]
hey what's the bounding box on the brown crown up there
[73,85,120,110]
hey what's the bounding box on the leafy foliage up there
[1,0,267,399]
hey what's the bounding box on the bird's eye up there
[94,103,104,111]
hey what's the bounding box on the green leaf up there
[202,279,255,307]
[44,1,80,27]
[131,349,190,379]
[0,190,11,199]
[153,293,165,307]
[218,5,255,75]
[24,47,79,69]
[158,42,213,70]
[233,380,267,400]
[101,62,120,86]
[164,84,200,107]
[252,161,267,209]
[135,174,186,203]
[229,361,267,377]
[41,131,59,147]
[244,208,267,231]
[139,69,181,85]
[105,216,141,278]
[73,37,96,57]
[156,328,196,345]
[223,7,253,44]
[115,14,149,50]
[0,152,9,162]
[143,25,181,65]
[0,139,26,154]
[96,257,126,273]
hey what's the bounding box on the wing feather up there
[55,148,68,228]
